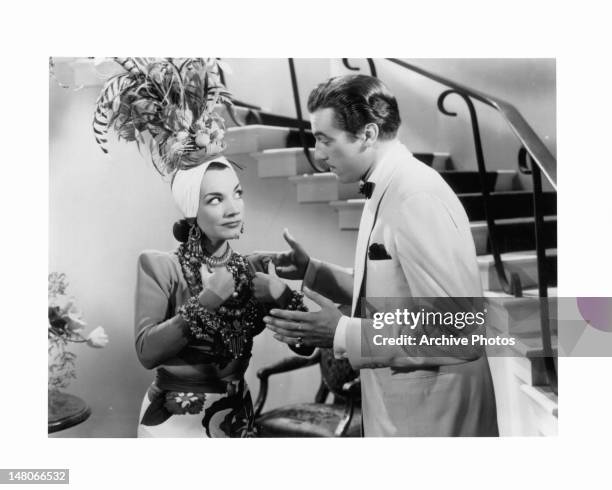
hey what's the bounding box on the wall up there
[222,58,333,117]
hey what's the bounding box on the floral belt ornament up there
[161,379,242,416]
[164,391,206,415]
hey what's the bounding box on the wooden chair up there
[254,348,362,437]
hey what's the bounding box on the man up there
[261,74,498,436]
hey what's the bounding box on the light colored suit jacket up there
[304,141,498,436]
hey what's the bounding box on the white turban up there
[170,156,236,218]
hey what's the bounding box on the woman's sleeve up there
[246,255,314,356]
[134,251,190,369]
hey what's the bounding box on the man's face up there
[310,108,370,183]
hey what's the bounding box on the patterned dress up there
[135,248,292,437]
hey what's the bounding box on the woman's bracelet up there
[286,290,308,312]
[177,296,220,341]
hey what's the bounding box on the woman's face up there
[196,166,244,243]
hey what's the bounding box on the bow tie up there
[359,181,375,199]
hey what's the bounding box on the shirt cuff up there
[333,315,351,359]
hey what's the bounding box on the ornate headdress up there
[93,57,233,177]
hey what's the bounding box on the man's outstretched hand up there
[264,288,342,348]
[251,228,310,280]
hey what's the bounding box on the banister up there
[385,58,557,189]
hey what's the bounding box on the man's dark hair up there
[307,74,401,140]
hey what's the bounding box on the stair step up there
[522,287,558,297]
[520,384,558,419]
[285,130,315,149]
[217,105,251,128]
[413,152,453,170]
[224,126,312,155]
[478,249,557,291]
[460,191,557,221]
[255,148,317,178]
[471,216,557,255]
[217,105,310,129]
[442,170,518,193]
[330,199,366,230]
[485,293,558,387]
[255,149,453,178]
[289,173,361,202]
[291,170,517,204]
[330,190,556,230]
[485,293,558,355]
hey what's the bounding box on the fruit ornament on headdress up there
[92,57,234,177]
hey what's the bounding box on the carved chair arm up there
[334,377,361,437]
[254,349,321,417]
[340,377,361,400]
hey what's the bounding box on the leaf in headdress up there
[130,98,160,121]
[178,58,194,76]
[146,62,168,97]
[162,59,186,105]
[132,57,155,74]
[184,71,205,120]
[113,57,144,76]
[92,73,135,153]
[117,122,136,141]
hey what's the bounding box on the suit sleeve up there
[344,192,485,370]
[134,251,190,369]
[303,258,354,306]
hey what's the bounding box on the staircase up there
[221,103,558,436]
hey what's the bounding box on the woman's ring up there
[295,336,304,349]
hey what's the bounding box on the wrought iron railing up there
[287,59,325,172]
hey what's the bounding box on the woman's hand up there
[199,267,235,310]
[252,272,289,304]
[251,229,310,280]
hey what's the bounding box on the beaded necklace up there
[175,242,264,360]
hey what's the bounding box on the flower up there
[194,131,210,148]
[164,391,206,414]
[49,294,87,333]
[86,326,109,348]
[48,273,109,391]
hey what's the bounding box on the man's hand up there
[251,228,310,280]
[263,288,342,348]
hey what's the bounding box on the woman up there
[91,58,307,437]
[134,156,308,437]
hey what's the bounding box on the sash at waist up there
[155,365,246,393]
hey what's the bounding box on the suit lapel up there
[351,143,405,316]
[351,200,374,315]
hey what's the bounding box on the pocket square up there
[368,243,392,260]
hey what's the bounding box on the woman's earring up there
[187,222,201,255]
[240,223,244,235]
